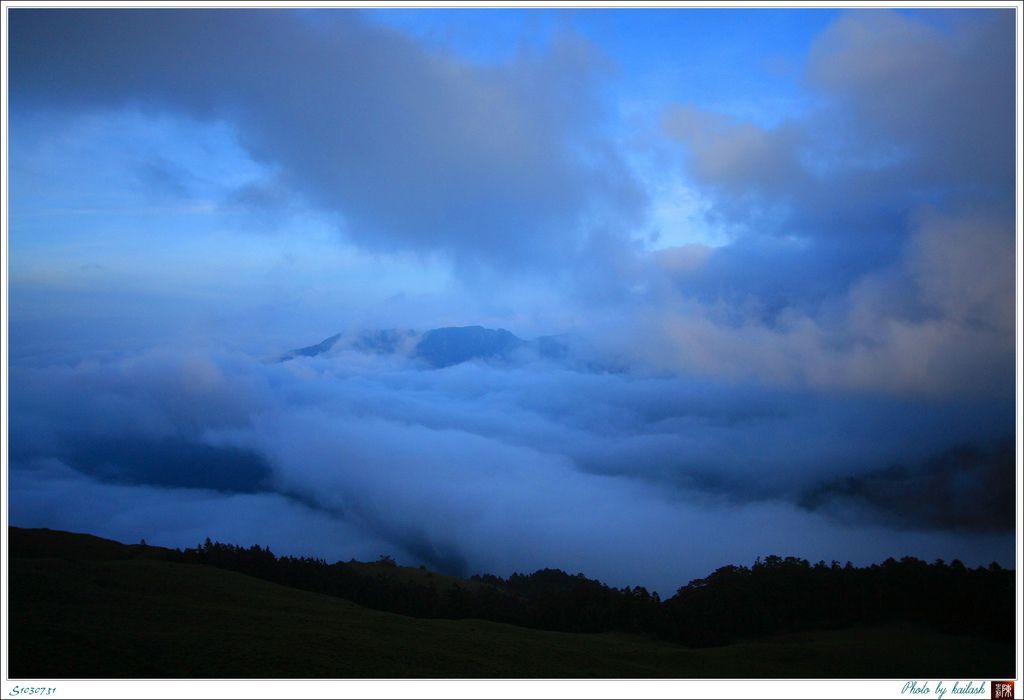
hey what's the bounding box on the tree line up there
[173,540,1013,647]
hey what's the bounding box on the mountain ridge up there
[279,324,584,369]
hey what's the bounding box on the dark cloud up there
[63,436,272,493]
[656,233,901,324]
[9,9,645,271]
[800,439,1016,533]
[807,10,1015,195]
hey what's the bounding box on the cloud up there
[62,437,272,493]
[807,9,1015,193]
[7,342,1015,593]
[662,105,808,200]
[663,10,1014,235]
[9,460,402,565]
[8,9,645,272]
[642,10,1015,398]
[903,209,1015,334]
[800,439,1016,533]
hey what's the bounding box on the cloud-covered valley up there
[8,335,1014,594]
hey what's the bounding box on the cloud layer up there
[8,345,1015,594]
[9,9,644,272]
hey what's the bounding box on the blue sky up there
[365,8,832,119]
[5,7,1018,591]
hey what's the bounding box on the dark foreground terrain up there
[8,527,1015,678]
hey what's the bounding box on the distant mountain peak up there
[278,333,341,361]
[278,324,607,372]
[413,325,524,368]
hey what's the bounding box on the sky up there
[4,6,1019,594]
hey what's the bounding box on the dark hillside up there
[7,527,1016,678]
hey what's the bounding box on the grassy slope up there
[7,531,1015,679]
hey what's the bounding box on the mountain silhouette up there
[279,325,583,370]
